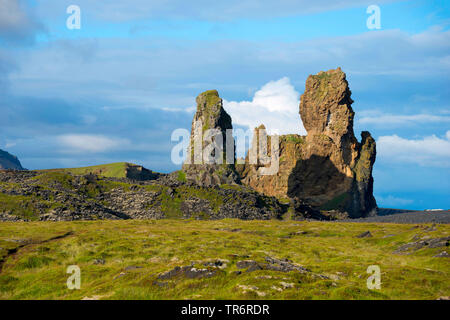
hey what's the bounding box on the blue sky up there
[0,0,449,210]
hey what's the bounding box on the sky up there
[0,0,449,210]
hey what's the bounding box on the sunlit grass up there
[0,219,448,300]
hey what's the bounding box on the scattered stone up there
[326,274,341,281]
[202,259,229,269]
[114,272,126,280]
[356,231,373,238]
[271,285,283,292]
[158,265,217,280]
[394,237,449,254]
[237,285,266,297]
[280,281,294,289]
[423,224,437,232]
[228,253,250,259]
[236,256,312,274]
[433,251,449,258]
[124,265,143,271]
[236,260,258,269]
[264,256,311,273]
[81,295,104,300]
[92,258,105,265]
[153,280,168,288]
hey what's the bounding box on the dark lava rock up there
[356,231,373,238]
[433,251,449,258]
[236,256,312,274]
[158,265,217,280]
[394,236,450,254]
[92,259,105,265]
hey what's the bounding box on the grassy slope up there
[38,163,131,178]
[0,219,448,300]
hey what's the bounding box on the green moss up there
[38,162,131,179]
[177,171,187,183]
[202,90,221,107]
[283,135,305,145]
[0,193,40,220]
[177,185,224,213]
[32,172,74,190]
[219,184,243,191]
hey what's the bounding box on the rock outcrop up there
[239,68,377,217]
[182,90,239,186]
[0,170,285,221]
[238,125,304,198]
[0,149,24,170]
[124,163,159,180]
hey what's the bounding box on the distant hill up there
[39,162,159,180]
[0,149,24,170]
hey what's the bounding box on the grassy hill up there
[0,219,448,300]
[38,162,158,180]
[39,162,135,178]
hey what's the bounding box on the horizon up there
[0,0,449,210]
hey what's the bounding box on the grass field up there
[0,219,448,300]
[38,162,132,178]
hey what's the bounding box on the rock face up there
[239,68,377,217]
[125,163,159,180]
[238,125,304,198]
[0,149,24,170]
[182,90,239,186]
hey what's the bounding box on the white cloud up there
[377,131,450,167]
[0,0,28,29]
[223,77,306,135]
[58,134,129,153]
[0,0,43,42]
[358,113,450,126]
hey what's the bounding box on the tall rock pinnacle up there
[294,67,377,217]
[182,90,239,186]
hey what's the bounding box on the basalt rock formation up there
[0,170,284,221]
[238,68,377,218]
[182,90,240,186]
[0,149,24,170]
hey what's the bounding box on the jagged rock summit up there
[182,90,240,186]
[238,68,377,217]
[0,149,24,170]
[294,68,377,217]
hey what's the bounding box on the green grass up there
[0,220,448,300]
[39,163,132,179]
[177,171,187,183]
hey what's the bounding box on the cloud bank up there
[377,131,450,167]
[224,77,306,135]
[0,0,43,44]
